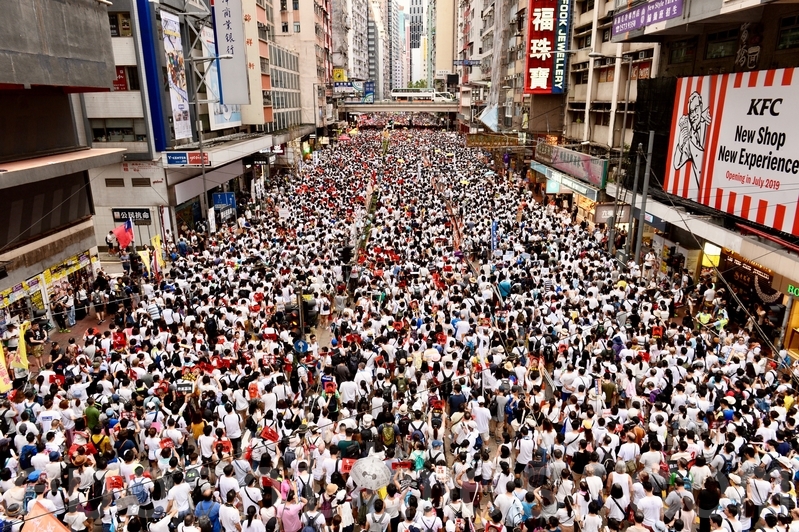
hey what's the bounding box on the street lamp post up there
[589,50,633,257]
[189,53,232,223]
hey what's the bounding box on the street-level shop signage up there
[788,284,799,297]
[165,152,210,166]
[548,172,599,201]
[719,248,773,288]
[612,0,683,37]
[535,143,608,188]
[524,0,572,94]
[664,68,799,236]
[594,203,631,224]
[111,208,152,225]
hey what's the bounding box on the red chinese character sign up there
[525,0,572,94]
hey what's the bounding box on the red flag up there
[112,220,134,250]
[260,425,279,442]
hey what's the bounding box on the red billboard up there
[664,68,799,235]
[524,0,571,94]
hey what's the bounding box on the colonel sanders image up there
[673,91,712,201]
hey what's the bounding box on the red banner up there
[113,67,128,91]
[524,0,558,93]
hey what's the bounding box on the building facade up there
[0,0,124,328]
[331,0,370,81]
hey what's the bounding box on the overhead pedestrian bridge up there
[339,102,459,113]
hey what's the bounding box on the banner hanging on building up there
[363,81,375,103]
[664,68,799,236]
[524,0,572,94]
[200,25,243,130]
[161,11,192,140]
[211,0,251,104]
[535,143,608,188]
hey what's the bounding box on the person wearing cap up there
[469,395,491,446]
[417,501,443,532]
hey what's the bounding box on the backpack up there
[676,471,693,491]
[382,383,393,402]
[381,424,396,447]
[441,371,453,398]
[302,510,324,532]
[396,376,408,395]
[0,409,11,436]
[319,493,335,520]
[368,513,387,532]
[23,403,37,424]
[330,459,345,487]
[86,470,108,511]
[129,478,149,505]
[488,397,498,417]
[411,421,426,445]
[283,447,297,469]
[20,444,37,470]
[196,501,215,532]
[505,496,524,528]
[504,397,518,417]
[431,410,443,430]
[397,415,411,436]
[543,344,554,362]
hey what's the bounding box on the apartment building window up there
[669,39,696,64]
[294,22,301,32]
[131,178,151,187]
[580,34,592,49]
[574,70,589,84]
[778,14,799,50]
[282,22,289,32]
[105,179,125,187]
[280,0,287,9]
[90,118,147,143]
[260,57,270,73]
[705,29,738,59]
[293,0,299,8]
[258,23,269,41]
[603,29,611,42]
[109,13,132,37]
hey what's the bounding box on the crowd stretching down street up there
[2,123,799,532]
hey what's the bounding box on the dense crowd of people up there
[0,123,797,532]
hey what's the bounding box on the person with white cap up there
[416,501,443,532]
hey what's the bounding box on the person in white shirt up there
[166,471,194,519]
[636,480,664,527]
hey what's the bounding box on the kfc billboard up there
[524,0,572,94]
[664,68,799,235]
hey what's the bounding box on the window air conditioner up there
[639,50,647,59]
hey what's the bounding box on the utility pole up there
[634,130,655,263]
[625,143,643,258]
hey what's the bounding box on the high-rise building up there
[397,5,409,88]
[388,0,402,90]
[409,0,428,83]
[276,0,333,130]
[0,0,124,324]
[367,1,390,99]
[331,0,370,80]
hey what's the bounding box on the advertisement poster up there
[535,143,608,188]
[200,25,243,130]
[612,0,683,37]
[363,81,375,103]
[524,0,572,94]
[664,68,799,235]
[211,0,250,104]
[161,11,192,140]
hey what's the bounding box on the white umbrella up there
[349,455,392,490]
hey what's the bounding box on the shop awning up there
[531,161,601,201]
[0,148,126,189]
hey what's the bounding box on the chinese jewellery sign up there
[612,0,683,36]
[664,68,799,235]
[524,0,572,94]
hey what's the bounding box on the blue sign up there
[491,220,498,251]
[363,81,375,103]
[166,152,188,165]
[212,192,237,210]
[294,340,308,353]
